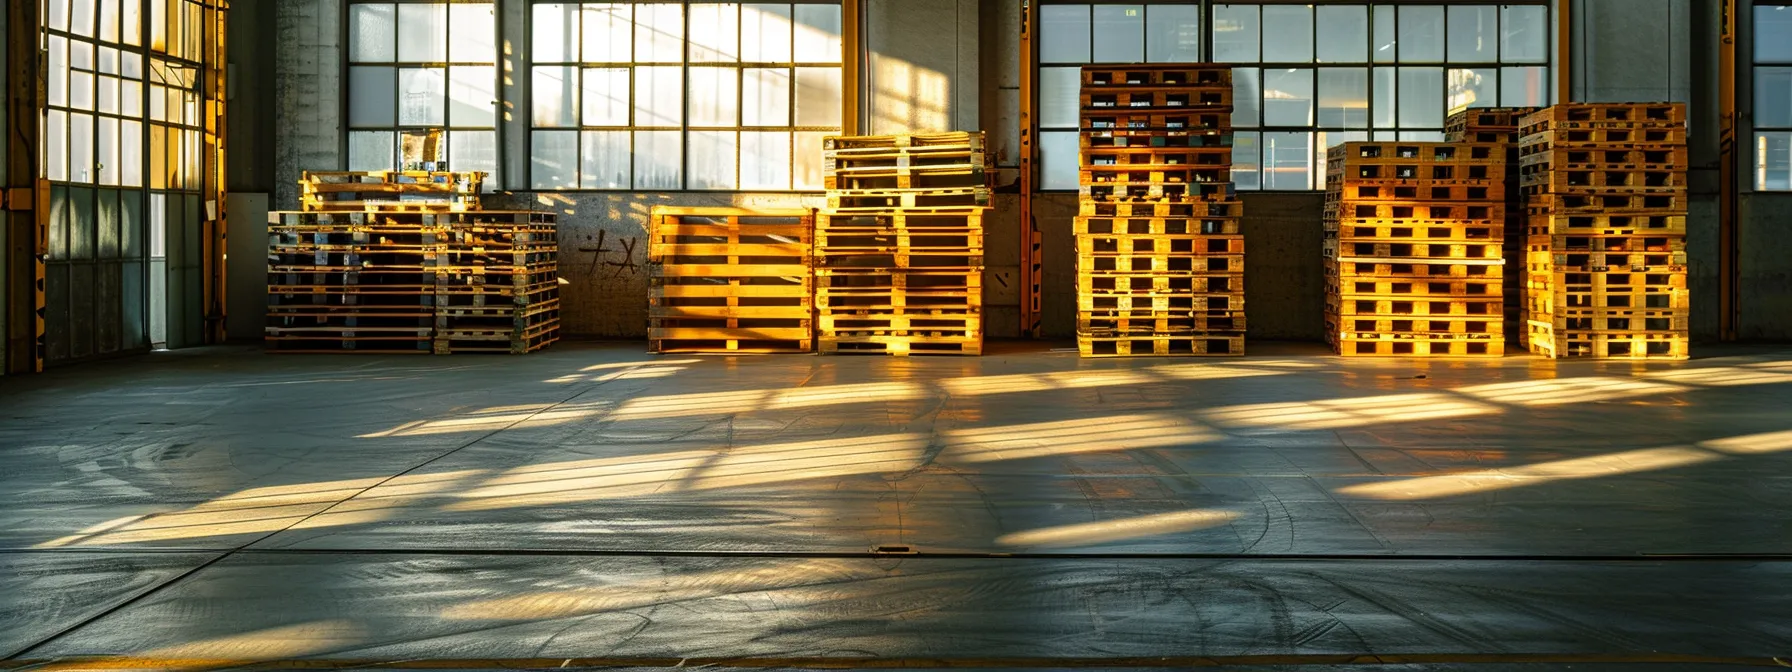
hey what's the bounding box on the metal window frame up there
[342,1,501,175]
[518,0,847,192]
[1030,0,1552,193]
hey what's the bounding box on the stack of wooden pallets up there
[1519,103,1690,359]
[815,132,990,356]
[299,170,484,212]
[1076,64,1245,357]
[647,207,814,354]
[1445,106,1539,340]
[430,212,561,355]
[1325,142,1509,357]
[268,171,558,354]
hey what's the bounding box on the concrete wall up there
[865,0,980,135]
[273,0,343,212]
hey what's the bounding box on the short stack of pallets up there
[814,132,990,356]
[1076,64,1245,357]
[1325,142,1509,357]
[268,171,559,354]
[299,170,483,212]
[1445,106,1539,340]
[647,207,814,354]
[1519,103,1690,359]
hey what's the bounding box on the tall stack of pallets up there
[267,171,560,355]
[1518,103,1690,359]
[1325,142,1508,357]
[1076,64,1245,357]
[299,170,483,212]
[647,207,815,354]
[1445,106,1539,340]
[814,132,990,356]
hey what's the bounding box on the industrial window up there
[528,2,845,191]
[346,2,500,177]
[1036,1,1551,192]
[1755,4,1792,189]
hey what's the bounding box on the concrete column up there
[865,0,980,134]
[274,0,344,211]
[499,0,528,192]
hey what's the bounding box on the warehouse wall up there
[256,0,1791,343]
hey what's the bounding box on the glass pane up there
[448,66,496,126]
[49,0,70,32]
[46,110,68,182]
[1040,131,1079,190]
[689,67,740,127]
[1262,5,1313,63]
[1448,6,1498,62]
[122,51,141,80]
[582,3,633,62]
[743,67,792,127]
[1448,68,1497,110]
[1373,5,1396,63]
[1092,5,1144,63]
[531,130,578,189]
[532,66,579,127]
[1263,69,1313,126]
[71,0,96,37]
[582,67,631,126]
[1761,68,1792,127]
[1316,6,1368,63]
[120,120,142,187]
[1398,67,1443,128]
[741,131,791,190]
[1502,5,1548,64]
[635,65,683,126]
[1318,68,1369,128]
[348,130,395,171]
[1398,6,1444,63]
[350,3,397,63]
[101,0,120,45]
[1039,66,1081,129]
[535,3,580,63]
[795,67,842,127]
[98,117,119,186]
[634,130,683,189]
[1502,66,1548,107]
[449,4,497,63]
[398,67,446,126]
[1373,67,1397,128]
[397,3,448,63]
[637,3,686,62]
[122,79,141,117]
[97,75,119,114]
[690,3,740,63]
[743,4,792,62]
[793,4,843,63]
[688,130,738,189]
[1146,5,1200,64]
[1212,5,1260,62]
[69,69,95,111]
[72,113,94,183]
[1757,131,1792,190]
[1398,130,1446,142]
[1232,131,1261,191]
[121,0,141,46]
[149,83,163,121]
[794,131,829,190]
[1040,5,1091,64]
[49,36,68,108]
[1233,67,1261,128]
[99,47,118,76]
[580,130,630,189]
[448,130,497,177]
[348,66,396,126]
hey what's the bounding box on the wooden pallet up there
[1076,216,1240,237]
[825,131,985,153]
[818,335,982,357]
[1329,202,1503,223]
[1079,200,1244,218]
[1076,333,1244,357]
[1329,142,1506,165]
[825,187,990,211]
[1082,89,1233,110]
[1078,312,1246,334]
[1525,327,1688,360]
[1080,180,1234,203]
[1081,112,1232,132]
[300,171,484,213]
[648,206,814,355]
[1328,334,1505,358]
[433,323,560,355]
[1528,213,1687,237]
[1329,222,1502,243]
[1082,64,1233,88]
[1081,132,1233,151]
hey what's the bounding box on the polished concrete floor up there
[1,342,1790,670]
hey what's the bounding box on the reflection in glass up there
[1093,5,1144,63]
[1146,5,1200,63]
[580,130,630,189]
[1212,4,1260,62]
[1262,5,1313,63]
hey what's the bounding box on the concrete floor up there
[1,342,1790,670]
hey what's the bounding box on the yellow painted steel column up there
[842,0,861,136]
[1019,0,1040,338]
[203,1,229,344]
[4,0,45,373]
[1720,0,1738,340]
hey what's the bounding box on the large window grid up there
[1754,3,1792,189]
[1037,1,1552,192]
[346,2,500,177]
[528,2,844,191]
